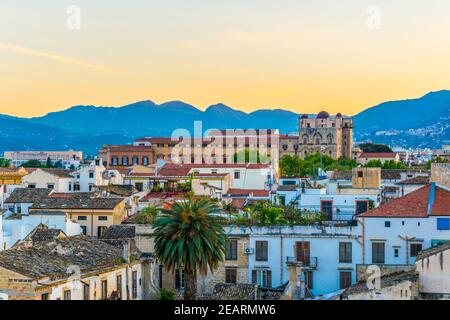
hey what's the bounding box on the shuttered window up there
[255,241,268,261]
[339,272,352,289]
[339,242,352,263]
[372,242,385,264]
[251,269,272,288]
[225,268,237,284]
[225,239,238,261]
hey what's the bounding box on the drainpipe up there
[361,217,365,264]
[280,233,283,285]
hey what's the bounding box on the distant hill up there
[0,90,448,155]
[353,90,450,148]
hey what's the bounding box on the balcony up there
[286,256,318,270]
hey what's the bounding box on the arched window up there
[327,134,333,144]
[316,138,320,145]
[112,157,118,166]
[142,156,149,166]
[122,156,129,166]
[132,156,139,165]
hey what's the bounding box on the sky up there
[1,0,450,117]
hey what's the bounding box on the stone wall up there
[431,163,450,189]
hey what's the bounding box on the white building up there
[22,168,75,192]
[415,242,450,300]
[246,225,362,296]
[187,163,274,190]
[3,188,51,215]
[358,183,450,269]
[0,210,82,250]
[71,159,108,192]
[4,150,82,169]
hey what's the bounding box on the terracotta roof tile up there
[361,184,450,218]
[359,152,397,159]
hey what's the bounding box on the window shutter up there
[251,270,257,284]
[266,270,272,288]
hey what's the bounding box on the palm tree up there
[153,196,226,300]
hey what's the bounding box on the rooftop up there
[0,230,130,280]
[416,242,450,261]
[397,176,430,185]
[5,188,51,204]
[30,192,124,210]
[359,152,398,159]
[343,271,418,296]
[225,189,270,197]
[360,184,450,218]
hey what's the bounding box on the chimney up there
[123,240,131,263]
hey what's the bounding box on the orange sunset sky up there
[1,0,450,117]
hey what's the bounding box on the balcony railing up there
[286,256,318,270]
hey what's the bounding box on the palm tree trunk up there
[183,268,197,300]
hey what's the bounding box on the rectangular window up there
[112,157,118,166]
[101,280,108,300]
[356,200,369,215]
[385,221,391,228]
[251,270,272,288]
[98,216,108,221]
[116,275,122,300]
[410,243,423,257]
[296,241,311,265]
[225,239,238,261]
[175,269,185,290]
[47,184,55,190]
[437,218,450,230]
[78,216,87,221]
[339,242,352,263]
[394,248,399,258]
[41,293,50,300]
[83,284,90,300]
[80,226,87,235]
[73,183,80,191]
[320,200,333,221]
[97,226,107,238]
[225,268,237,284]
[132,271,138,299]
[255,241,268,261]
[234,171,241,179]
[339,272,352,289]
[69,183,72,191]
[89,171,94,178]
[28,184,36,189]
[372,242,385,264]
[63,289,71,300]
[305,271,313,290]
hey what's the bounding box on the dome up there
[300,114,308,119]
[336,113,342,118]
[316,111,330,119]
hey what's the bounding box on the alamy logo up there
[366,265,381,290]
[67,5,81,30]
[366,5,382,30]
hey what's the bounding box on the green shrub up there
[159,288,176,300]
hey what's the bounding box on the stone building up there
[0,224,153,300]
[279,111,353,160]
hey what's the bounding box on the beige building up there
[29,193,126,238]
[280,112,353,160]
[357,152,400,165]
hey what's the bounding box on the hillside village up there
[0,112,449,301]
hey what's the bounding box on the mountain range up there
[1,91,449,156]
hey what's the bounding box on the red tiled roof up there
[398,176,430,185]
[226,189,270,197]
[158,165,192,177]
[360,184,450,218]
[188,163,270,169]
[107,145,153,152]
[360,152,397,159]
